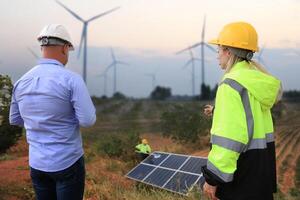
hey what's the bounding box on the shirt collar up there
[38,58,64,67]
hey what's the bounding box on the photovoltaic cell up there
[144,168,175,187]
[180,157,206,174]
[127,164,155,181]
[164,172,199,194]
[143,152,169,166]
[126,151,207,196]
[160,155,188,170]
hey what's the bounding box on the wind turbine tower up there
[177,15,216,86]
[145,73,156,91]
[56,0,120,83]
[176,48,200,96]
[104,48,129,94]
[98,67,109,96]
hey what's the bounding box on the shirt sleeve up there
[9,90,24,127]
[70,75,96,127]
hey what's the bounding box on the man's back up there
[10,58,96,172]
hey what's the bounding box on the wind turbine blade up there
[27,47,39,59]
[55,0,85,22]
[104,63,114,71]
[87,6,121,22]
[116,61,129,66]
[204,43,217,53]
[77,26,86,58]
[258,47,265,59]
[175,42,202,54]
[182,59,192,69]
[194,58,202,62]
[201,15,206,42]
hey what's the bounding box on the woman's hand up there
[203,104,214,117]
[203,182,219,200]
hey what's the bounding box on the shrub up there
[160,104,211,144]
[0,75,22,153]
[150,86,172,100]
[96,131,140,160]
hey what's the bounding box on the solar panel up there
[126,151,207,196]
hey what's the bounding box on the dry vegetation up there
[0,100,299,200]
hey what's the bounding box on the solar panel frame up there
[126,151,207,196]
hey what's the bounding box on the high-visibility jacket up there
[202,61,281,200]
[135,144,151,154]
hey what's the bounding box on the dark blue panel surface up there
[142,152,169,166]
[164,172,199,194]
[127,164,155,181]
[180,157,207,174]
[144,167,175,187]
[160,155,188,170]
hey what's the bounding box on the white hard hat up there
[37,24,74,50]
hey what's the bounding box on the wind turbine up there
[97,67,109,97]
[55,0,120,83]
[145,73,156,91]
[27,47,39,59]
[104,48,129,94]
[179,48,200,96]
[176,15,216,86]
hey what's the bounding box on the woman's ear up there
[226,49,232,57]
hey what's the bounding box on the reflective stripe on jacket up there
[202,61,281,200]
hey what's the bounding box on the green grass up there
[0,185,34,200]
[0,153,15,161]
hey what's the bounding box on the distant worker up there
[201,22,282,200]
[203,104,214,117]
[135,138,151,161]
[9,24,96,200]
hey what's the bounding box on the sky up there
[0,0,300,97]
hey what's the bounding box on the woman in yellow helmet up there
[201,22,282,200]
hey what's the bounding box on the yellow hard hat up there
[142,139,148,144]
[209,22,259,52]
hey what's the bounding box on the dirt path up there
[0,156,30,185]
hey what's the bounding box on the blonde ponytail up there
[249,60,270,75]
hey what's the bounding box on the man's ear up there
[62,45,68,55]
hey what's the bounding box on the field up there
[0,100,299,200]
